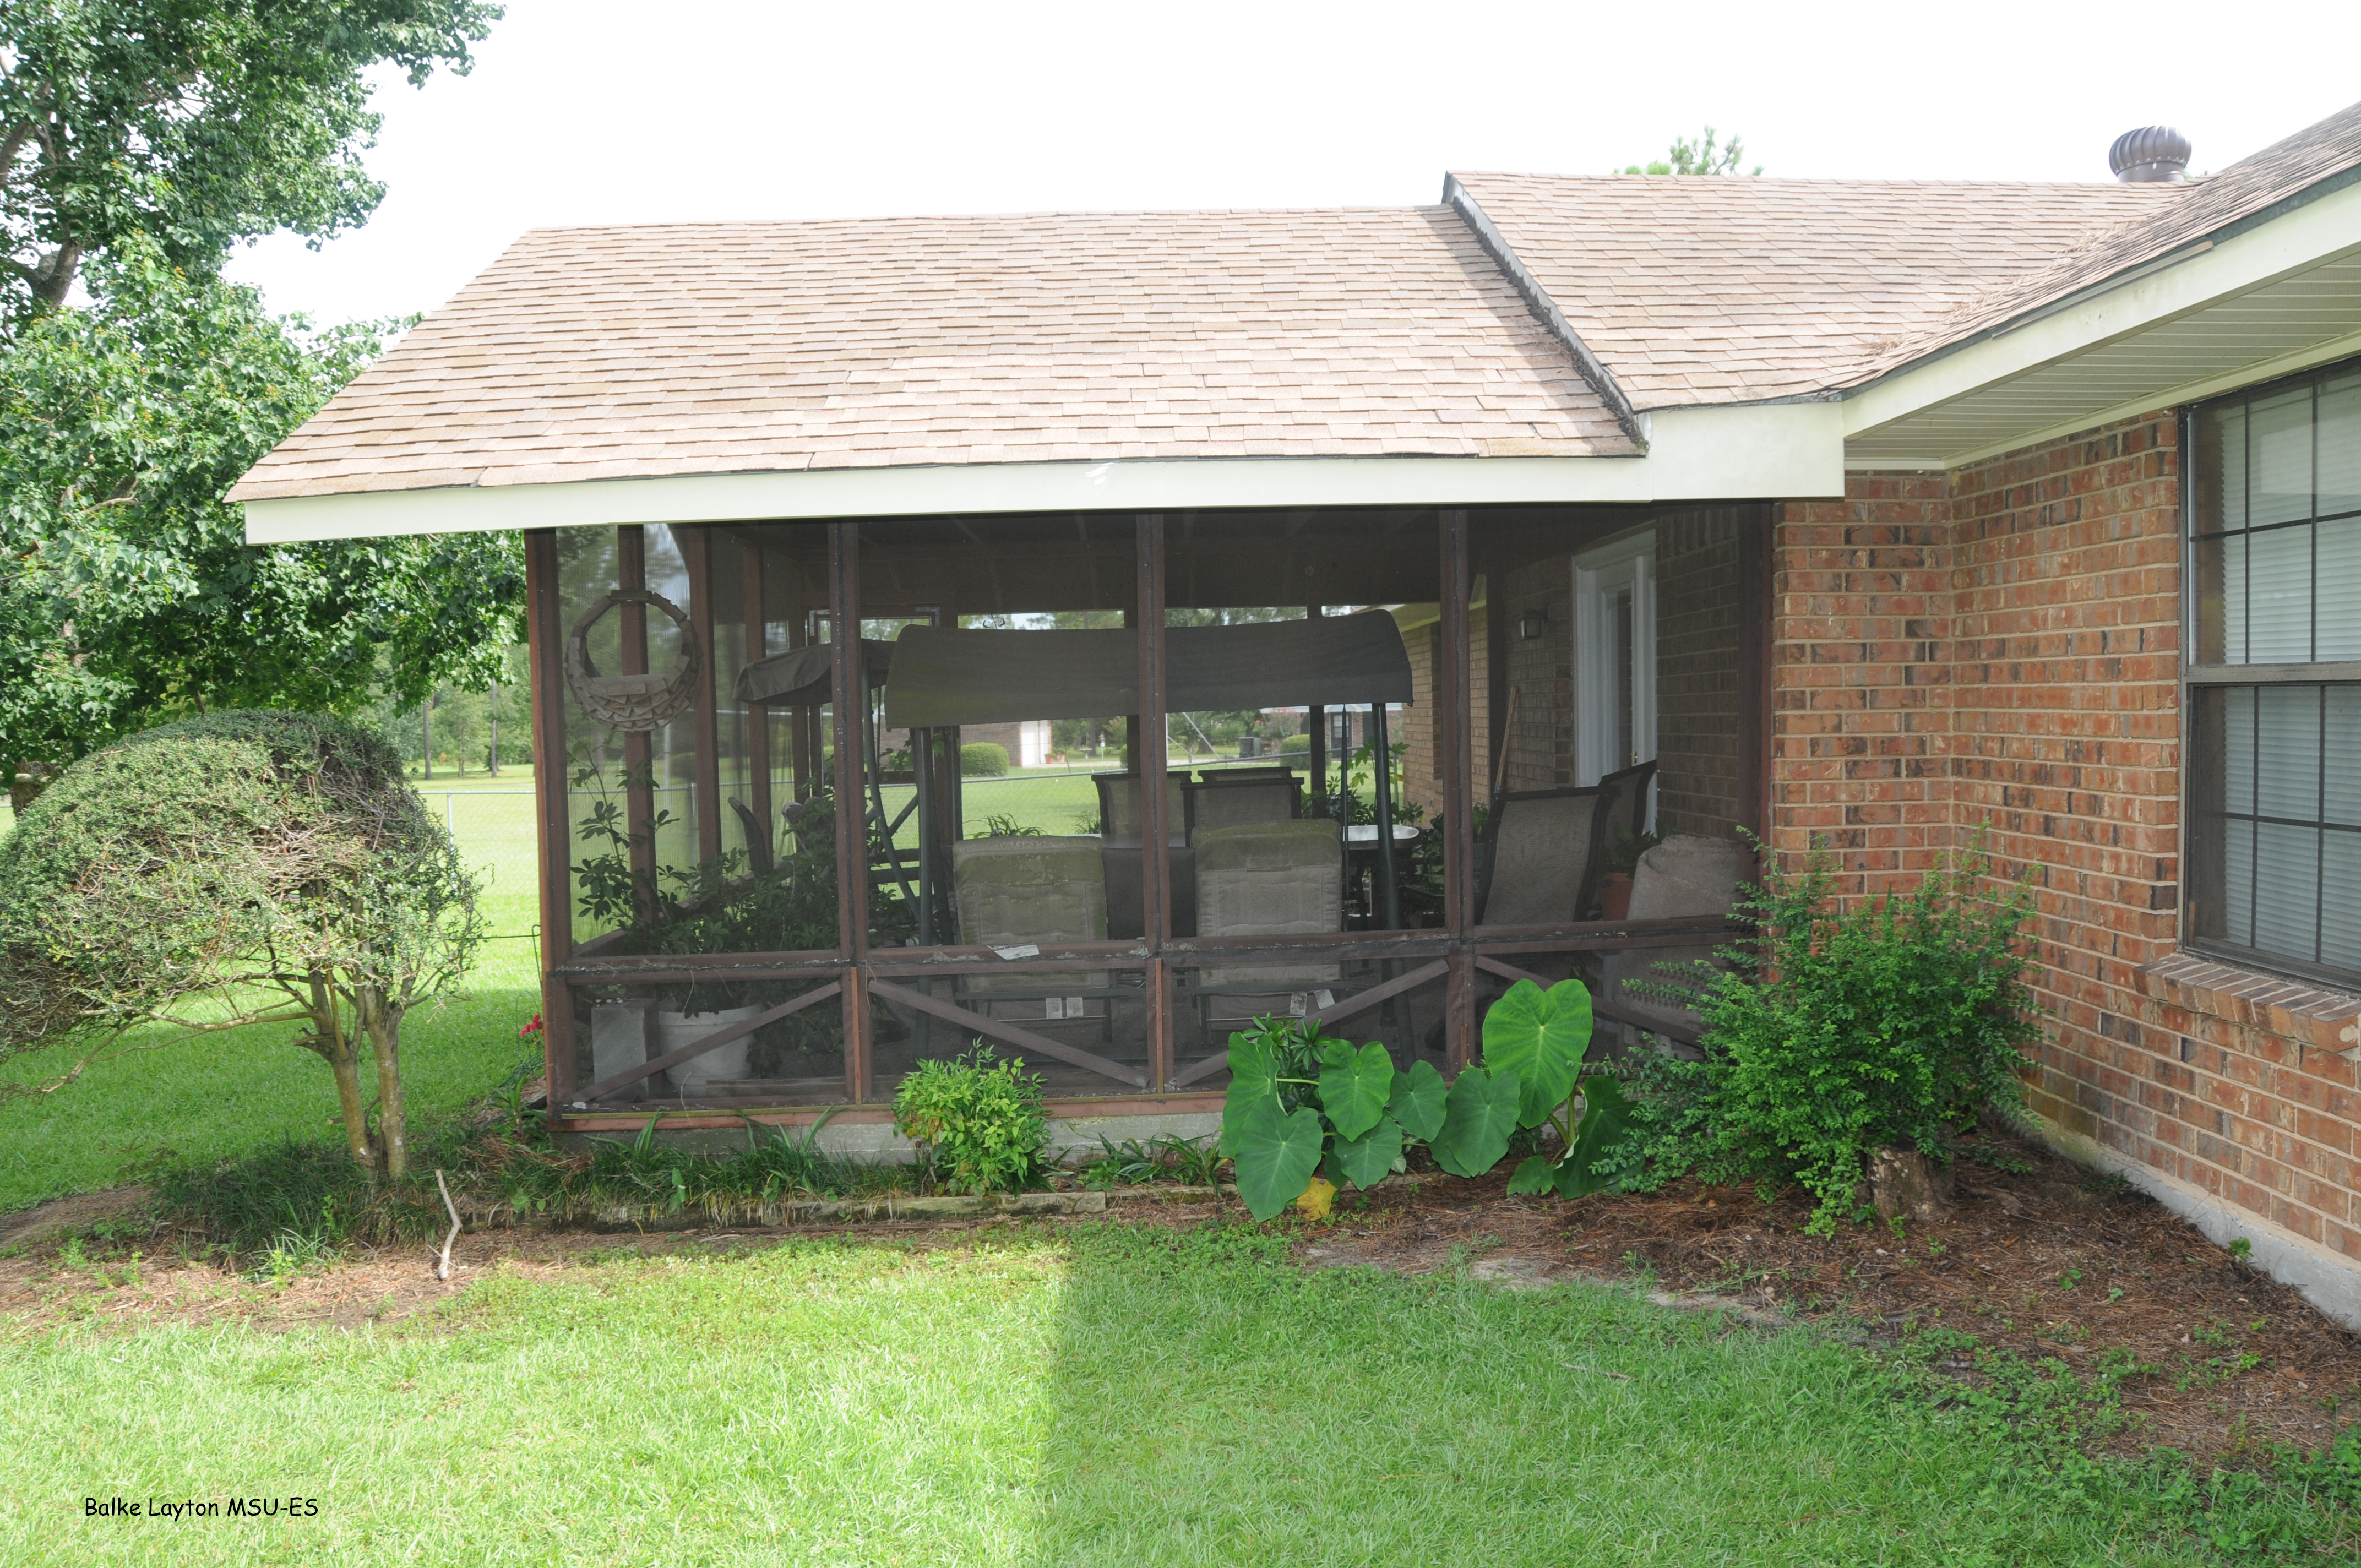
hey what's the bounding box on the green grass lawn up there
[2,1223,2329,1566]
[0,945,543,1215]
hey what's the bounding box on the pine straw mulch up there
[3,1124,2355,1473]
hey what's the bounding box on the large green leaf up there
[1482,978,1596,1128]
[1552,1075,1636,1199]
[1317,1039,1394,1142]
[1330,1115,1403,1190]
[1387,1059,1448,1142]
[1505,1155,1557,1196]
[1228,1095,1326,1221]
[1219,1030,1282,1154]
[1430,1065,1521,1177]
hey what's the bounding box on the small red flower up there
[519,1012,545,1039]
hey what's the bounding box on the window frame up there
[2179,353,2361,991]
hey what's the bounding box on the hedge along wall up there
[1770,411,2361,1272]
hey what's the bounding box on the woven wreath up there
[564,589,703,732]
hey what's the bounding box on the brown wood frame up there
[537,505,1765,1128]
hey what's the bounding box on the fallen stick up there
[434,1169,461,1282]
[1559,1361,1634,1381]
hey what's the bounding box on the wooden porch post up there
[525,530,578,1109]
[681,525,723,864]
[829,522,873,1101]
[1439,509,1477,1072]
[1136,513,1172,1090]
[1737,502,1774,845]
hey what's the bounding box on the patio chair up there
[1475,786,1598,927]
[1187,819,1346,1041]
[950,836,1113,1023]
[1182,772,1301,838]
[1596,832,1753,1057]
[1095,771,1196,938]
[1581,759,1658,918]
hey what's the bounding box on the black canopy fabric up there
[880,611,1413,728]
[732,639,897,706]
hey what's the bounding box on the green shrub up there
[1626,830,2042,1233]
[0,710,482,1180]
[891,1046,1048,1194]
[959,742,1009,777]
[1277,732,1310,753]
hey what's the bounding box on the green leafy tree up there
[0,0,501,319]
[0,710,483,1180]
[1622,125,1761,176]
[0,241,522,794]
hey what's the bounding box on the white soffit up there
[241,401,1844,545]
[1842,178,2361,470]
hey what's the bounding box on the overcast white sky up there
[226,0,2361,326]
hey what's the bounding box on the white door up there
[1572,532,1656,819]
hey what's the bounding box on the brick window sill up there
[2140,950,2361,1062]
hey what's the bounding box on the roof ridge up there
[1441,175,1646,448]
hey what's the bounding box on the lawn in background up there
[2,1224,2305,1567]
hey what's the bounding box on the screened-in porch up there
[529,504,1770,1129]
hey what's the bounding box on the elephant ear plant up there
[1218,980,1635,1222]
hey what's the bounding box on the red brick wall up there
[1770,412,2361,1266]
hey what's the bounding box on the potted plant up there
[1596,824,1662,921]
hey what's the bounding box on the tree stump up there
[1868,1146,1952,1227]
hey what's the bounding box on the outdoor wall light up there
[1517,608,1551,640]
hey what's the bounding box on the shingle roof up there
[1844,99,2361,384]
[226,206,1636,503]
[1444,172,2177,407]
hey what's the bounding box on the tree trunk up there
[360,984,408,1182]
[1868,1146,1952,1228]
[308,971,381,1175]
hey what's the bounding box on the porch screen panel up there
[552,521,846,1109]
[2186,356,2361,987]
[857,515,1145,1102]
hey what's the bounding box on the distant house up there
[234,107,2361,1323]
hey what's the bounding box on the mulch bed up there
[1287,1124,2361,1470]
[4,1124,2355,1472]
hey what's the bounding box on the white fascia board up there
[1842,177,2361,441]
[241,401,1845,544]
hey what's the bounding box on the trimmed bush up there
[0,710,481,1178]
[959,742,1010,777]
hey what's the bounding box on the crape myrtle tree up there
[0,1,519,803]
[0,711,483,1180]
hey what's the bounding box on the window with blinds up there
[2185,359,2361,986]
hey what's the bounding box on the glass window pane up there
[2319,517,2361,660]
[2324,830,2361,972]
[2194,402,2246,534]
[2253,821,2320,961]
[2326,687,2361,826]
[2320,374,2361,519]
[2223,815,2255,948]
[2222,684,2256,816]
[2246,524,2313,663]
[2199,530,2244,665]
[2255,685,2321,821]
[2251,388,2314,527]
